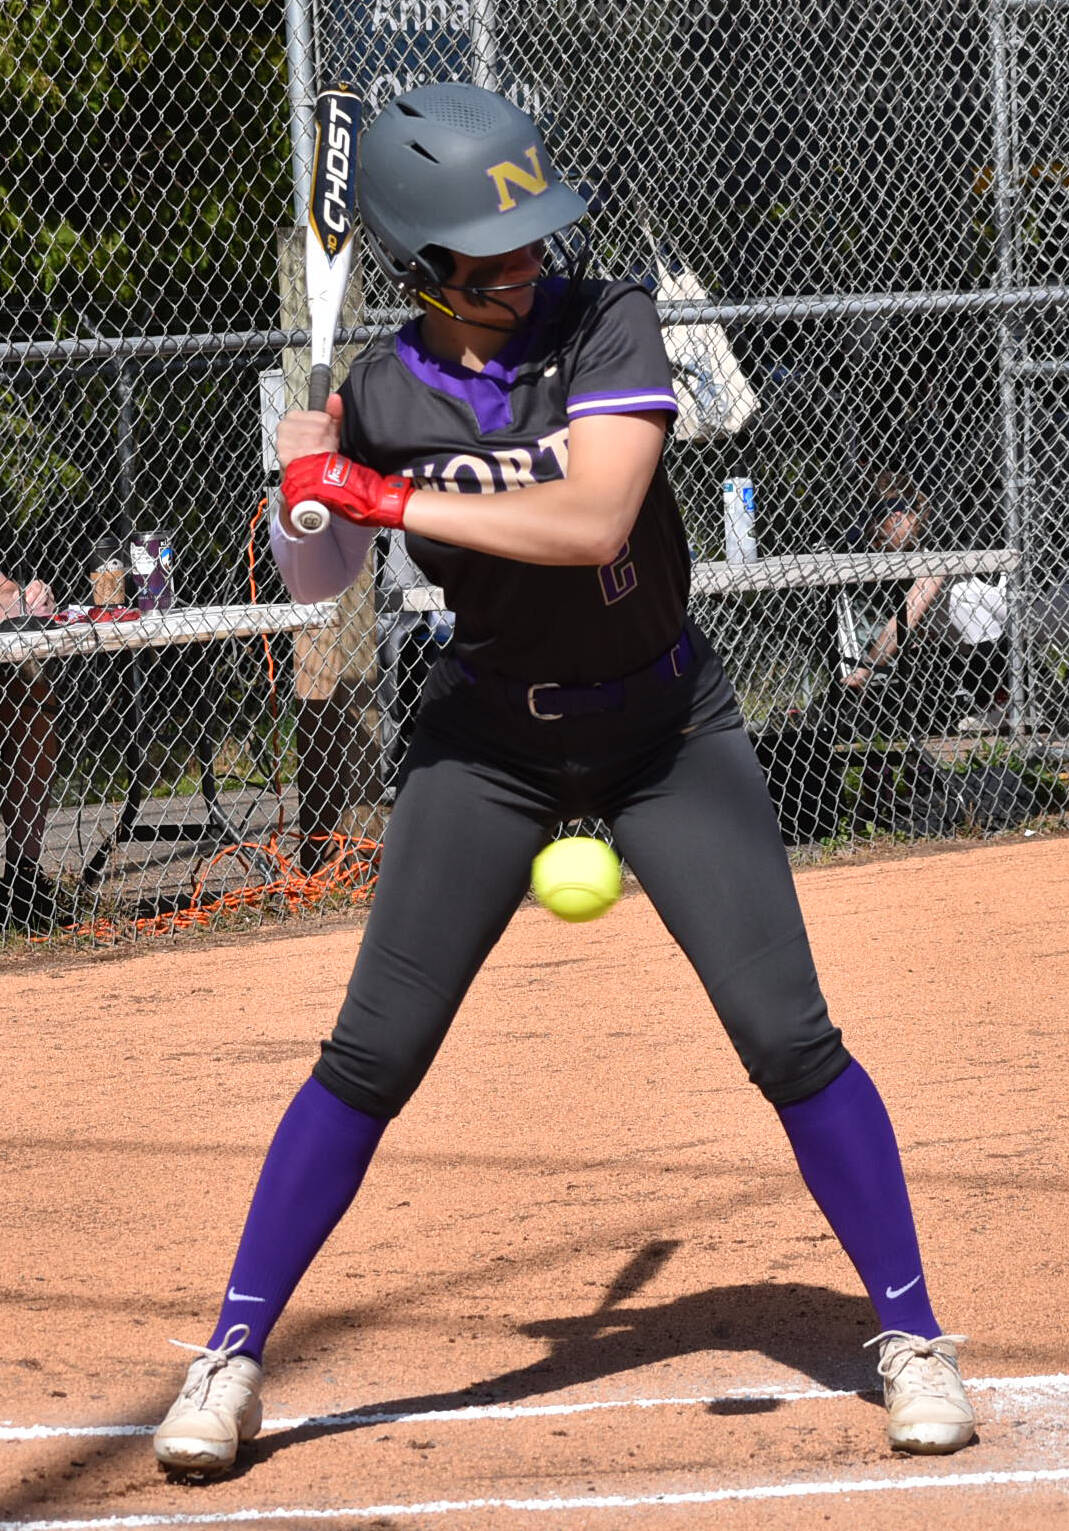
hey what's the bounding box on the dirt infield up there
[3,836,1069,1529]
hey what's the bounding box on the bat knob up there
[292,500,332,536]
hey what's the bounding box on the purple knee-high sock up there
[775,1059,940,1337]
[206,1077,387,1363]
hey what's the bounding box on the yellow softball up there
[530,837,622,923]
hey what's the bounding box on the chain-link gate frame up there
[1,0,1067,944]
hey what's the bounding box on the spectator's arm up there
[0,574,55,617]
[842,576,945,687]
[903,575,945,633]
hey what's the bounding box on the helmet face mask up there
[419,235,545,332]
[430,228,591,333]
[358,83,588,329]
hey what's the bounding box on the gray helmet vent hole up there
[407,141,439,162]
[420,98,500,134]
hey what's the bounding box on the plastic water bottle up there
[723,477,758,563]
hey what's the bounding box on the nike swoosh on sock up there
[885,1274,922,1300]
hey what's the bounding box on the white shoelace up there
[864,1330,969,1395]
[166,1323,252,1411]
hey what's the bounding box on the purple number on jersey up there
[598,540,638,606]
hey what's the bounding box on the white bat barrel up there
[294,84,361,544]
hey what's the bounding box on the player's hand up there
[841,666,871,690]
[277,393,343,471]
[281,452,413,531]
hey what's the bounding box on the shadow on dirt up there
[238,1241,879,1473]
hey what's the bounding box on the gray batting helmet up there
[357,83,588,288]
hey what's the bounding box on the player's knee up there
[311,1052,403,1118]
[312,1041,417,1118]
[744,1024,852,1105]
[712,937,850,1104]
[315,993,449,1118]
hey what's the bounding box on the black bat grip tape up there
[307,364,332,413]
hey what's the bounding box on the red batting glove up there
[281,453,413,531]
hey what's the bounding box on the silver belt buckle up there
[527,682,563,720]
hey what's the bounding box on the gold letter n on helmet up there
[486,146,549,213]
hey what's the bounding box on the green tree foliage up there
[0,0,292,559]
[0,0,291,342]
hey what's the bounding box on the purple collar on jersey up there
[395,281,564,436]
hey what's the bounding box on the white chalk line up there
[2,1371,1068,1443]
[3,1467,1069,1530]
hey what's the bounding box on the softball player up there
[154,83,975,1472]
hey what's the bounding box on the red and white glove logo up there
[323,454,351,488]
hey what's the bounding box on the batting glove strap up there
[281,453,412,531]
[377,474,413,527]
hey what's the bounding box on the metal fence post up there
[116,361,139,544]
[990,0,1030,733]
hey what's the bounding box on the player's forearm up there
[402,479,638,567]
[270,507,376,601]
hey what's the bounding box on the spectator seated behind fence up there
[0,572,71,931]
[835,472,1009,736]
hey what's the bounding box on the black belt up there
[458,629,696,720]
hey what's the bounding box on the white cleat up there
[865,1329,976,1454]
[154,1323,264,1473]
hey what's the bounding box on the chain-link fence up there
[2,0,1068,945]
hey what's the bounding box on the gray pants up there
[315,634,850,1117]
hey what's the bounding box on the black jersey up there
[338,277,689,683]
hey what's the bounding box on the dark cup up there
[89,535,127,609]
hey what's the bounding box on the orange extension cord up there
[44,500,382,943]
